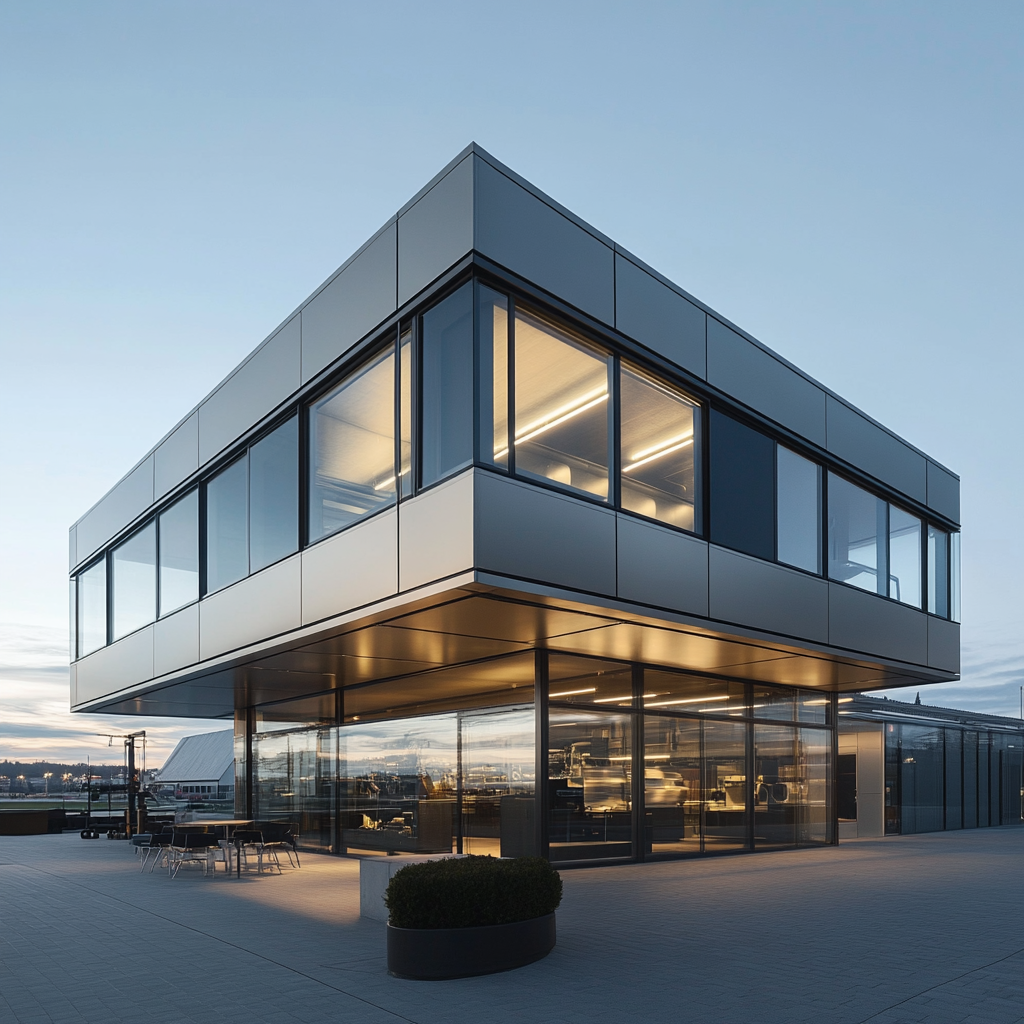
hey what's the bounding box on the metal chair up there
[233,828,281,874]
[168,829,218,878]
[255,821,301,868]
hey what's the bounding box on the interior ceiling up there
[88,589,951,718]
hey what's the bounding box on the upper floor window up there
[620,365,701,532]
[513,307,612,500]
[111,522,156,640]
[309,349,395,542]
[927,525,949,618]
[776,446,821,574]
[828,474,887,596]
[159,490,199,616]
[889,506,922,608]
[206,454,248,593]
[77,558,106,657]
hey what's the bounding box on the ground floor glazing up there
[235,650,836,864]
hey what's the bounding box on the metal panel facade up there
[153,603,200,678]
[300,223,397,384]
[75,626,155,706]
[614,254,707,379]
[826,396,927,504]
[707,317,827,446]
[474,158,614,326]
[199,315,301,465]
[398,472,475,593]
[303,508,399,625]
[615,515,709,616]
[927,616,960,673]
[709,545,829,643]
[927,460,960,524]
[155,411,199,500]
[474,472,616,597]
[398,154,474,305]
[76,455,155,565]
[828,583,928,664]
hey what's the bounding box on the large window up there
[777,446,821,574]
[477,286,508,470]
[951,531,961,622]
[309,348,396,542]
[709,410,774,560]
[249,415,298,572]
[828,474,887,595]
[111,522,156,641]
[620,366,701,532]
[77,558,106,657]
[206,455,248,593]
[421,283,474,488]
[514,308,612,500]
[927,525,949,617]
[159,490,198,616]
[889,506,922,608]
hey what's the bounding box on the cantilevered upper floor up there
[68,144,961,718]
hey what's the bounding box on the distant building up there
[839,695,1024,838]
[155,730,234,803]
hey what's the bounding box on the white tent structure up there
[155,730,234,803]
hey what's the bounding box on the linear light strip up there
[623,437,693,473]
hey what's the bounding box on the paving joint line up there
[14,860,421,1024]
[855,944,1024,1024]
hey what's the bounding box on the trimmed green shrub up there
[384,856,562,929]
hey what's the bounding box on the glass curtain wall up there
[77,558,107,656]
[111,523,156,640]
[777,446,821,574]
[828,474,887,595]
[158,490,198,615]
[249,415,298,573]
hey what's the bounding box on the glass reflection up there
[514,308,611,500]
[254,695,336,852]
[620,366,700,531]
[928,525,949,617]
[340,714,458,855]
[951,532,961,622]
[548,710,633,862]
[703,719,748,851]
[478,286,509,469]
[828,474,887,595]
[308,348,395,541]
[644,715,701,858]
[897,724,944,834]
[111,523,156,640]
[888,505,922,608]
[548,655,633,707]
[206,455,248,593]
[642,670,747,717]
[777,446,821,574]
[249,415,298,573]
[399,329,412,497]
[421,283,474,487]
[461,708,535,857]
[754,725,831,847]
[159,490,198,616]
[77,558,107,656]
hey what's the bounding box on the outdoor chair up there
[140,829,173,873]
[233,828,281,874]
[254,821,301,868]
[168,829,218,878]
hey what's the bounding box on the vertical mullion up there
[534,647,548,860]
[507,297,516,478]
[698,718,706,854]
[746,685,755,851]
[610,354,620,508]
[335,688,343,856]
[244,705,255,820]
[456,712,464,854]
[631,662,644,861]
[831,692,839,845]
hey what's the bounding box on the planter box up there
[387,913,556,980]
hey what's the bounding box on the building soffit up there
[75,577,957,719]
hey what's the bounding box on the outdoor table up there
[178,820,254,877]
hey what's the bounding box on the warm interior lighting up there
[839,697,853,703]
[495,386,609,460]
[373,475,396,491]
[593,694,634,703]
[549,687,597,698]
[623,432,693,473]
[644,694,730,707]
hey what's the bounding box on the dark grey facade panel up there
[927,616,960,674]
[616,515,709,617]
[474,473,616,597]
[825,396,927,504]
[828,582,928,665]
[300,222,397,385]
[398,154,474,306]
[614,254,707,380]
[154,410,199,501]
[926,460,960,525]
[708,545,829,644]
[199,315,301,466]
[706,318,826,446]
[474,158,614,326]
[76,455,155,564]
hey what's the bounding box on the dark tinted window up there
[249,415,298,572]
[421,282,474,487]
[709,410,774,560]
[206,456,248,593]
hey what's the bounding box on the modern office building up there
[69,144,964,865]
[838,695,1024,839]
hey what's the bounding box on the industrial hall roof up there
[156,729,233,784]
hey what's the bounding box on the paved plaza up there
[1,829,1022,1024]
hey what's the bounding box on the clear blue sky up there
[1,1,1022,762]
